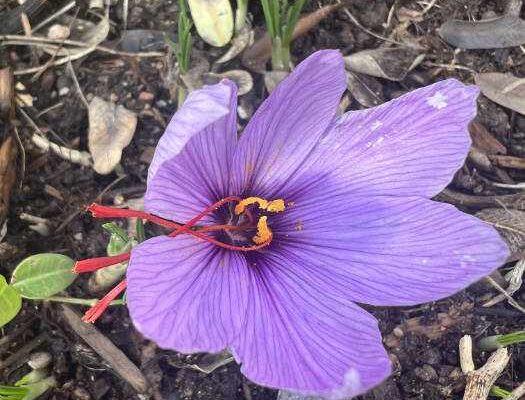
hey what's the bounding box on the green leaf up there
[0,385,28,400]
[283,0,307,45]
[102,223,131,256]
[11,254,76,299]
[135,219,145,243]
[0,276,22,328]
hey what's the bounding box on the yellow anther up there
[234,197,269,215]
[234,196,286,215]
[266,199,285,213]
[253,216,272,244]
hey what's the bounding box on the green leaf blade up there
[0,276,22,328]
[11,254,76,299]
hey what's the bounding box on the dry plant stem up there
[66,60,89,109]
[503,381,525,400]
[462,348,510,400]
[60,305,148,393]
[31,134,92,167]
[0,35,164,57]
[0,333,47,369]
[32,1,77,32]
[459,335,475,373]
[483,260,525,307]
[486,276,525,313]
[15,46,96,76]
[437,188,525,210]
[420,0,440,14]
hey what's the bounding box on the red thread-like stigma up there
[73,252,130,273]
[82,280,128,323]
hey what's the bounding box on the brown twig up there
[437,189,525,210]
[60,305,149,394]
[1,34,164,57]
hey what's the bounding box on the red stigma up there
[82,280,127,323]
[73,252,130,273]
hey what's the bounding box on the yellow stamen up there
[253,216,272,244]
[234,196,286,215]
[234,197,268,215]
[266,199,285,213]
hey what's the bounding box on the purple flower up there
[126,50,509,398]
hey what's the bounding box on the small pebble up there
[58,87,70,96]
[74,232,83,241]
[155,99,167,108]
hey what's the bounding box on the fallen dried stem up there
[459,336,511,400]
[1,34,164,58]
[31,134,92,167]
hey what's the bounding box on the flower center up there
[231,196,285,245]
[73,196,285,323]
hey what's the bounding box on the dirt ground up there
[0,0,524,399]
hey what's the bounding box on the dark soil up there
[0,0,524,399]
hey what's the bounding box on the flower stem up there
[270,36,290,71]
[177,85,187,108]
[43,296,126,307]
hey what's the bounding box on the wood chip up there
[60,305,148,394]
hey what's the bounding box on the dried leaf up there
[88,97,137,175]
[344,47,424,81]
[439,15,525,49]
[215,25,254,64]
[475,72,525,115]
[188,0,233,47]
[346,72,384,108]
[475,208,525,252]
[469,121,507,155]
[204,70,253,95]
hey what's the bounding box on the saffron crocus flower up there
[78,50,509,398]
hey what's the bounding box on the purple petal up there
[274,194,509,306]
[145,80,237,222]
[286,79,479,198]
[127,235,249,353]
[231,257,391,398]
[231,50,346,197]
